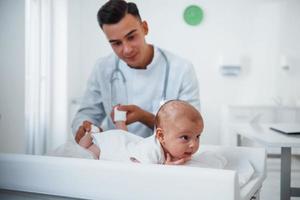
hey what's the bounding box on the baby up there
[78,100,204,165]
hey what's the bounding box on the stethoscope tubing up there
[110,48,169,104]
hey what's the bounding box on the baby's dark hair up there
[155,100,203,129]
[97,0,141,28]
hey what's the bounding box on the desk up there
[232,123,300,200]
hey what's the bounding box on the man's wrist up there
[140,111,155,130]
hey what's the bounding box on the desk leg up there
[281,147,291,200]
[237,134,242,146]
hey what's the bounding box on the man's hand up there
[116,105,155,129]
[75,121,102,143]
[164,153,191,165]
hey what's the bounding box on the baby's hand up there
[164,153,191,165]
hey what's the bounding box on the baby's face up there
[160,118,203,160]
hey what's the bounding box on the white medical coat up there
[72,46,200,137]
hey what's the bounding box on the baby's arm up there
[87,144,100,159]
[78,132,93,148]
[115,121,128,130]
[78,132,100,159]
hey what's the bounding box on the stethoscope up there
[110,48,170,107]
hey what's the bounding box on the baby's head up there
[155,100,204,161]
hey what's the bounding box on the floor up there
[260,155,300,200]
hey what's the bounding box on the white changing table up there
[0,145,266,200]
[199,145,266,200]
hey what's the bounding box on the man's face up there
[158,118,203,161]
[102,14,148,68]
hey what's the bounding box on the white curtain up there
[25,0,68,155]
[25,0,51,155]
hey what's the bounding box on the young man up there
[72,0,200,143]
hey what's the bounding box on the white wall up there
[67,0,300,144]
[0,0,26,153]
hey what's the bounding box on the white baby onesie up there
[91,130,165,164]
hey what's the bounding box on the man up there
[72,0,200,143]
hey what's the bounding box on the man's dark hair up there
[97,0,141,28]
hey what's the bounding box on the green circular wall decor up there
[183,5,204,26]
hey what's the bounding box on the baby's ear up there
[156,128,164,143]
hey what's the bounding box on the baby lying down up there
[79,100,203,165]
[49,100,255,187]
